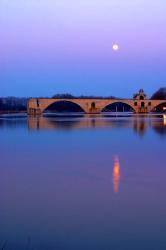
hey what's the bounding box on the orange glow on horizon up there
[113,156,121,193]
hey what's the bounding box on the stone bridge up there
[27,90,166,115]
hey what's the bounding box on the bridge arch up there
[42,100,86,114]
[101,101,137,113]
[150,101,166,112]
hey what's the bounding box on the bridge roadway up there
[27,98,166,115]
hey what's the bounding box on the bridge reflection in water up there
[112,156,121,193]
[27,114,166,136]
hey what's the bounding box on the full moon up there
[112,44,119,51]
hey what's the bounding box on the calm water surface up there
[0,113,166,250]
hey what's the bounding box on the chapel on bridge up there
[133,89,147,100]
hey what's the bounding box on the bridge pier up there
[87,108,101,114]
[134,107,149,113]
[28,108,42,116]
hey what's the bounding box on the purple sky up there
[1,0,166,97]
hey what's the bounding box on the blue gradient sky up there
[1,0,166,97]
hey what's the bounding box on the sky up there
[1,0,166,98]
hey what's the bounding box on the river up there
[0,113,166,250]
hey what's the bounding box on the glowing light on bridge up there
[163,107,166,111]
[112,156,121,193]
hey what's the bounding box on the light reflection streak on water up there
[164,115,166,126]
[112,156,121,193]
